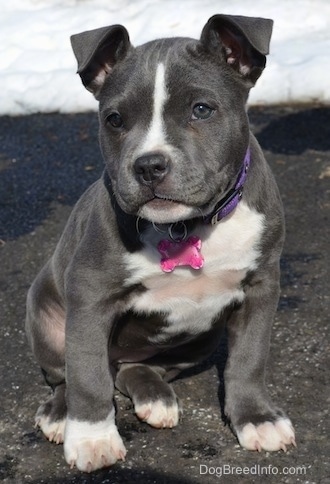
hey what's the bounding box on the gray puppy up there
[26,14,296,472]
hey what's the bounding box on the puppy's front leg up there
[64,303,126,472]
[224,262,296,452]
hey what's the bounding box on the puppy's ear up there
[70,25,131,98]
[200,14,273,85]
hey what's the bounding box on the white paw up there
[64,411,127,472]
[135,400,180,428]
[35,414,66,444]
[237,418,296,452]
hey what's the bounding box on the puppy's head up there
[71,15,273,224]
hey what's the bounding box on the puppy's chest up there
[124,203,264,336]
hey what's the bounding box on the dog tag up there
[158,236,204,272]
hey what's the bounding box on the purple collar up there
[205,147,250,225]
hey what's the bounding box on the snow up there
[1,0,329,115]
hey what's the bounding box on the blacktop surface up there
[0,105,329,483]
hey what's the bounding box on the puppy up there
[26,14,296,472]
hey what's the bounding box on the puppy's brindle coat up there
[26,14,296,472]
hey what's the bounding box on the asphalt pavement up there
[0,105,329,483]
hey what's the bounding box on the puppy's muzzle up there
[134,152,170,186]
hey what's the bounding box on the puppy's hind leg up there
[35,382,67,444]
[26,262,67,443]
[116,364,181,429]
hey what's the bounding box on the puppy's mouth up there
[147,196,179,209]
[138,196,196,224]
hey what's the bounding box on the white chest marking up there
[124,202,265,339]
[140,62,168,153]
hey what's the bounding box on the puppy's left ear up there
[200,14,273,84]
[70,25,131,98]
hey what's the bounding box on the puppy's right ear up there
[70,25,131,98]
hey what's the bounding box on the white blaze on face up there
[137,61,196,223]
[141,62,168,153]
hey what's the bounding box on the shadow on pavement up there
[254,106,330,154]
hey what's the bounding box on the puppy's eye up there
[106,112,124,128]
[192,104,214,120]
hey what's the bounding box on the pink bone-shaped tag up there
[157,235,204,272]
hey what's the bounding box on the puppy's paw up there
[35,394,66,444]
[64,412,126,472]
[35,412,66,444]
[236,418,296,452]
[135,399,180,428]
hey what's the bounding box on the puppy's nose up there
[134,153,170,185]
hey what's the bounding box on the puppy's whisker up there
[196,207,204,218]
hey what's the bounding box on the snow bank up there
[1,0,329,115]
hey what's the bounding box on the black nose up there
[134,153,170,185]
